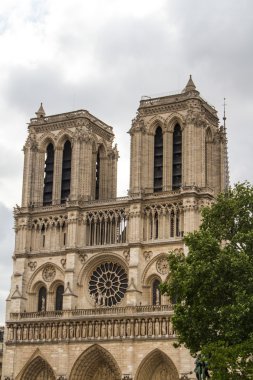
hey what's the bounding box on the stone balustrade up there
[9,304,173,321]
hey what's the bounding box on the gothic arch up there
[97,141,108,157]
[38,133,56,152]
[27,262,64,293]
[135,349,179,380]
[142,252,169,285]
[147,115,166,135]
[166,113,185,132]
[55,129,73,149]
[205,126,213,142]
[77,252,128,287]
[69,344,121,380]
[16,350,56,380]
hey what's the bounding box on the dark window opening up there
[154,127,163,192]
[55,285,64,311]
[63,232,66,246]
[152,279,161,305]
[95,150,100,200]
[61,141,72,203]
[38,286,47,312]
[172,124,182,190]
[43,143,54,206]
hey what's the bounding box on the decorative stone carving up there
[156,257,169,275]
[42,264,56,282]
[143,250,152,261]
[79,253,87,264]
[28,261,37,271]
[123,250,130,263]
[60,258,66,269]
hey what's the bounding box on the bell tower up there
[129,76,228,196]
[21,106,118,209]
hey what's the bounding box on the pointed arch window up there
[152,279,161,305]
[154,126,163,192]
[95,149,100,200]
[55,284,64,311]
[38,286,47,312]
[61,140,72,203]
[172,124,182,189]
[43,143,54,205]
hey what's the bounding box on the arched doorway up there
[135,349,179,380]
[20,356,56,380]
[69,344,121,380]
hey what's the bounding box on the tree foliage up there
[160,183,253,379]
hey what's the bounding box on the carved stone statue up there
[107,321,112,338]
[148,319,153,336]
[8,326,13,341]
[76,323,80,338]
[134,320,139,336]
[161,319,167,335]
[23,325,28,340]
[97,290,102,306]
[82,322,87,338]
[155,319,160,336]
[62,324,67,339]
[101,322,106,338]
[114,321,119,337]
[126,320,131,336]
[34,325,39,340]
[41,296,46,312]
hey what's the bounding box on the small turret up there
[35,102,45,118]
[182,75,199,94]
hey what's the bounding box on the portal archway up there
[135,349,179,380]
[19,355,56,380]
[69,344,121,380]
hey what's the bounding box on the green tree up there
[160,183,253,379]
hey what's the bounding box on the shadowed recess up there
[135,349,179,380]
[20,356,56,380]
[69,344,121,380]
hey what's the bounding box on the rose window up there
[89,262,128,307]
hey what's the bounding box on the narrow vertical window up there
[154,127,163,192]
[152,279,161,305]
[55,284,64,311]
[43,143,54,205]
[172,124,182,189]
[38,286,47,312]
[61,140,72,203]
[95,149,100,200]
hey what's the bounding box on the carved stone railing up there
[6,307,175,344]
[9,304,173,321]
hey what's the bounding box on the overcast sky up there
[0,0,253,323]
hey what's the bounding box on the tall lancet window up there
[172,124,182,189]
[154,126,163,192]
[61,140,72,203]
[95,149,100,200]
[55,284,64,311]
[38,286,47,312]
[43,143,54,206]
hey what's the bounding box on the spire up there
[35,102,45,118]
[185,75,196,92]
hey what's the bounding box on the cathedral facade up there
[3,77,228,380]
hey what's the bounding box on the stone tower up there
[3,77,228,380]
